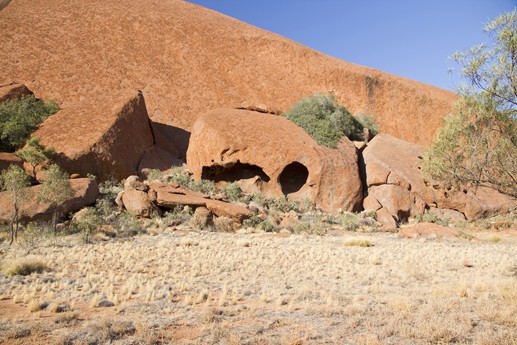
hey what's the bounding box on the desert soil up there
[0,227,516,345]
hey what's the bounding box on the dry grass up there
[344,239,374,247]
[0,256,49,276]
[0,227,516,344]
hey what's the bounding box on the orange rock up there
[0,152,23,172]
[0,178,98,223]
[138,145,183,179]
[363,134,516,220]
[187,108,363,212]
[0,0,456,151]
[34,91,154,181]
[121,189,154,218]
[398,222,460,240]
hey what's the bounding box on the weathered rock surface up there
[398,223,461,241]
[0,178,99,223]
[0,152,23,172]
[137,145,183,179]
[122,189,155,218]
[0,0,456,149]
[363,134,516,223]
[187,108,363,212]
[0,82,33,102]
[34,91,154,181]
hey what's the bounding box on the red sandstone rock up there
[0,0,456,150]
[0,178,98,223]
[0,152,23,172]
[121,189,154,218]
[205,199,252,223]
[187,108,362,212]
[138,145,183,179]
[363,134,516,220]
[34,91,154,181]
[0,82,33,103]
[398,223,460,241]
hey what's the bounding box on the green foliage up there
[242,215,263,228]
[73,207,102,243]
[415,210,448,226]
[0,164,31,244]
[165,166,217,195]
[223,183,243,202]
[0,95,59,152]
[283,93,364,147]
[336,212,360,231]
[39,164,74,232]
[16,136,55,176]
[423,10,517,197]
[355,113,379,136]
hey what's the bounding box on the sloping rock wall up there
[187,108,363,212]
[0,0,456,148]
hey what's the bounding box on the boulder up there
[33,90,154,181]
[0,152,23,172]
[187,108,363,213]
[398,222,461,241]
[121,189,154,218]
[428,207,466,222]
[137,145,184,179]
[205,199,253,223]
[363,134,516,221]
[0,83,33,103]
[0,178,99,223]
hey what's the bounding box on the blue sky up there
[187,1,516,91]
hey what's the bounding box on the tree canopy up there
[423,10,517,198]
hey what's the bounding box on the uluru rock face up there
[187,109,363,212]
[0,0,456,150]
[34,90,154,181]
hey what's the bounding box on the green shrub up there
[0,95,60,152]
[259,220,276,233]
[242,215,263,228]
[223,183,243,202]
[355,113,379,136]
[415,210,448,226]
[283,93,364,147]
[337,212,360,231]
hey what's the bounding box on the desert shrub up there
[161,206,193,227]
[336,211,360,231]
[165,166,217,195]
[0,256,49,276]
[73,207,102,243]
[145,169,162,181]
[116,212,145,237]
[0,95,60,152]
[19,222,53,246]
[258,219,276,233]
[355,112,379,136]
[223,182,243,202]
[283,93,364,148]
[415,210,448,226]
[98,180,124,201]
[242,215,263,228]
[265,196,303,213]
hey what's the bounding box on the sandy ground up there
[0,227,516,345]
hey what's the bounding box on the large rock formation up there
[363,134,516,223]
[34,91,154,181]
[187,108,363,212]
[0,153,23,173]
[0,178,99,224]
[0,0,456,151]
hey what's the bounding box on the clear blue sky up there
[186,0,516,91]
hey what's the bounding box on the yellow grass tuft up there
[344,239,373,247]
[0,256,49,276]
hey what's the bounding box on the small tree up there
[0,165,31,244]
[423,10,517,197]
[16,136,55,177]
[283,93,367,148]
[39,164,74,233]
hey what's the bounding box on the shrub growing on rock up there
[283,93,364,147]
[0,95,59,152]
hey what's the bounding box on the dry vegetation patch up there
[0,228,516,344]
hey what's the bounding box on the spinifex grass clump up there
[1,256,49,276]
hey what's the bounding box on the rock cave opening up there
[201,161,271,183]
[278,162,309,196]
